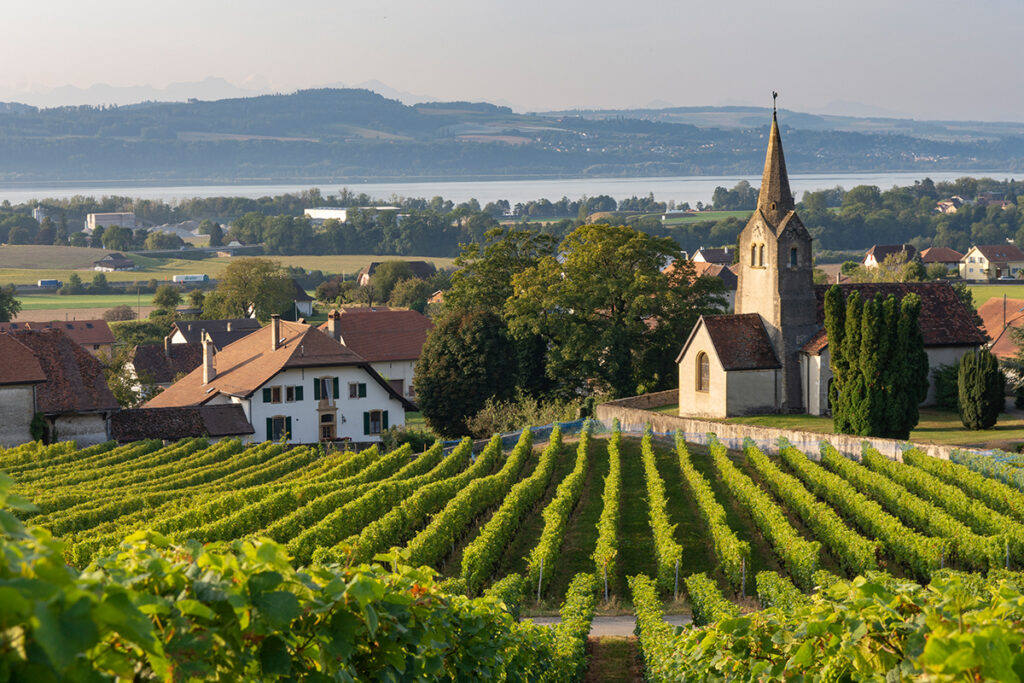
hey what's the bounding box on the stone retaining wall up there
[596,395,963,462]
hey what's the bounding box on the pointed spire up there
[757,110,794,225]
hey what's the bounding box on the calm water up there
[0,171,1014,207]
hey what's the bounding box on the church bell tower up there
[734,108,817,412]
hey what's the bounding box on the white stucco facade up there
[678,324,728,418]
[243,366,406,444]
[0,385,36,447]
[370,360,418,398]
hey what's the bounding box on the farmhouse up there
[147,315,414,444]
[1,329,120,445]
[93,252,138,272]
[676,111,985,419]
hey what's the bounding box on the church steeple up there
[756,111,794,227]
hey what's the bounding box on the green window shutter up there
[262,388,272,403]
[363,412,370,435]
[295,385,303,401]
[358,383,367,398]
[382,410,389,430]
[266,417,273,440]
[333,377,340,399]
[313,379,320,400]
[285,416,292,440]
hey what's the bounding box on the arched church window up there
[758,244,765,267]
[750,244,757,266]
[790,247,798,267]
[696,352,709,392]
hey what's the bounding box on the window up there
[696,352,709,392]
[266,416,291,441]
[790,247,798,268]
[363,410,389,435]
[758,244,765,267]
[750,244,757,266]
[262,386,282,403]
[349,382,367,398]
[284,385,303,402]
[313,377,340,400]
[388,379,404,395]
[319,413,336,441]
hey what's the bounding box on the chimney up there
[327,310,341,341]
[271,314,281,351]
[202,333,216,384]
[163,335,171,358]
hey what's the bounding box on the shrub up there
[958,349,1005,430]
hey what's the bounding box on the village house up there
[126,338,203,392]
[319,307,433,398]
[959,244,1024,281]
[862,244,916,268]
[0,329,120,445]
[146,315,414,444]
[676,111,985,419]
[920,246,964,274]
[288,279,315,318]
[356,261,436,287]
[168,318,261,349]
[0,319,115,357]
[691,247,734,266]
[0,334,48,446]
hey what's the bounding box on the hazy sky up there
[4,0,1023,121]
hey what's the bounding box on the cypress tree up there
[827,289,929,438]
[958,348,1004,430]
[824,285,847,430]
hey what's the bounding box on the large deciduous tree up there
[505,224,727,398]
[0,284,22,322]
[414,309,517,437]
[202,258,292,322]
[825,286,929,438]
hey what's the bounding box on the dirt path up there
[583,636,644,683]
[526,613,690,636]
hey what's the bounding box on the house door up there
[319,412,336,441]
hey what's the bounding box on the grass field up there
[653,404,1024,449]
[658,210,751,225]
[0,245,456,288]
[967,283,1024,307]
[17,293,154,311]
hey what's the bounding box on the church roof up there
[686,313,781,371]
[757,112,795,225]
[803,282,987,355]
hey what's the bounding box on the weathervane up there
[772,91,778,113]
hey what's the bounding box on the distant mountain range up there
[1,88,1023,183]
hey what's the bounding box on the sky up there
[3,0,1023,121]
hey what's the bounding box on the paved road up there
[526,614,691,636]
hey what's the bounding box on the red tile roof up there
[0,319,115,348]
[803,282,986,355]
[920,246,964,264]
[974,244,1024,262]
[696,313,781,370]
[8,329,119,414]
[318,307,434,362]
[110,405,254,441]
[977,296,1024,359]
[692,262,738,290]
[0,333,46,386]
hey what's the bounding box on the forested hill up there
[2,88,1024,182]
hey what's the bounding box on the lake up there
[0,171,1014,207]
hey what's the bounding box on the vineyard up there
[4,423,1024,679]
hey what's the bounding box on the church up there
[676,111,986,419]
